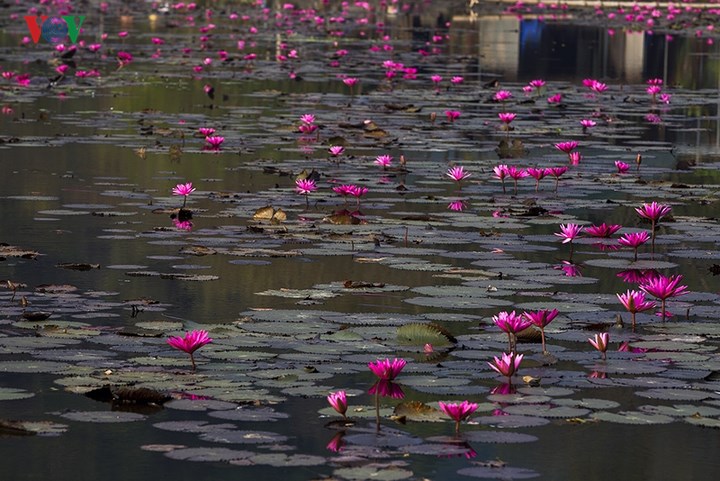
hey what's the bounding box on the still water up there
[1,1,720,480]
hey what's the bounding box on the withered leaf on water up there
[21,311,52,322]
[55,263,100,271]
[253,206,286,223]
[0,245,40,259]
[324,214,363,225]
[343,280,386,289]
[179,246,217,256]
[35,284,78,293]
[393,401,444,422]
[85,386,171,405]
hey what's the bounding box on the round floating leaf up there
[164,399,239,412]
[474,415,550,428]
[638,404,720,418]
[635,389,712,401]
[208,407,290,422]
[463,431,539,444]
[247,453,326,467]
[0,420,68,436]
[0,360,72,373]
[333,466,414,481]
[58,411,147,423]
[0,387,35,401]
[164,447,254,462]
[396,323,454,347]
[553,398,620,410]
[501,404,591,418]
[199,429,288,444]
[153,421,237,433]
[591,411,674,425]
[685,417,720,429]
[457,465,540,479]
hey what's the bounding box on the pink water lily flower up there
[198,127,216,136]
[375,154,393,169]
[618,231,651,261]
[580,119,597,130]
[494,90,512,101]
[167,330,213,370]
[327,390,348,418]
[172,182,196,208]
[526,167,547,192]
[488,352,523,380]
[568,151,582,166]
[617,290,656,331]
[205,136,224,149]
[172,182,196,197]
[448,200,466,211]
[635,201,671,251]
[299,114,316,124]
[523,309,559,354]
[615,160,630,173]
[498,112,516,124]
[368,358,406,380]
[446,166,471,182]
[555,223,582,244]
[438,401,478,433]
[589,332,609,360]
[584,223,622,238]
[329,145,345,157]
[493,310,532,352]
[554,141,578,154]
[529,79,546,89]
[445,110,461,122]
[639,274,688,319]
[450,76,464,84]
[505,166,527,195]
[295,178,317,195]
[493,164,509,193]
[342,77,359,87]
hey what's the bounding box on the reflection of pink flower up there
[368,358,406,380]
[368,380,404,399]
[172,219,193,231]
[555,261,582,277]
[568,151,582,165]
[326,431,345,453]
[327,391,348,417]
[617,269,658,284]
